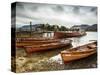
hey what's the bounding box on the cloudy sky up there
[12,2,97,27]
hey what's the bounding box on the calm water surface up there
[70,32,97,47]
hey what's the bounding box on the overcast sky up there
[13,2,97,27]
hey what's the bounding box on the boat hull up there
[65,32,86,37]
[54,32,67,39]
[16,39,62,48]
[16,38,55,42]
[24,40,72,53]
[54,31,86,39]
[61,50,96,63]
[61,41,97,63]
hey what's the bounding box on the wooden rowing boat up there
[16,39,63,48]
[16,37,54,42]
[61,41,97,63]
[54,31,86,39]
[65,32,86,37]
[24,40,72,53]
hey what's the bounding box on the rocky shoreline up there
[11,47,97,73]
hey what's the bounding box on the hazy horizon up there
[12,2,97,28]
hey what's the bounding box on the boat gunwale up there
[61,41,97,54]
[61,48,97,54]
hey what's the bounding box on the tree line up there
[39,23,69,31]
[39,23,81,31]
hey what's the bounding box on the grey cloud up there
[72,6,80,14]
[16,12,39,20]
[91,7,97,15]
[52,5,64,13]
[14,2,97,27]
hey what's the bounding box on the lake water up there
[69,32,98,47]
[15,32,97,72]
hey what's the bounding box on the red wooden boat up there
[61,41,97,63]
[16,38,63,48]
[64,32,86,37]
[24,40,72,53]
[16,37,54,42]
[54,31,86,39]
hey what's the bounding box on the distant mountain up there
[86,24,97,31]
[71,24,97,31]
[80,24,89,30]
[71,24,89,30]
